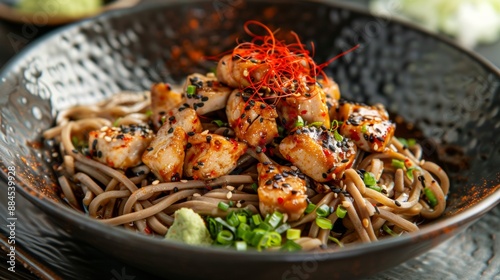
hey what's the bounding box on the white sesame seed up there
[342,201,351,208]
[152,180,160,185]
[226,191,233,199]
[291,166,298,171]
[201,129,209,135]
[104,136,112,142]
[99,132,106,139]
[243,69,249,77]
[373,143,379,150]
[226,185,235,191]
[100,126,109,132]
[236,202,242,208]
[193,193,201,197]
[52,152,58,157]
[180,179,188,183]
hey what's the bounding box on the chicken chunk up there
[278,84,331,131]
[279,126,357,182]
[159,106,203,135]
[216,54,269,88]
[257,162,308,222]
[150,83,183,130]
[334,100,395,153]
[142,126,188,182]
[89,124,153,169]
[226,89,279,147]
[183,73,232,115]
[184,133,247,180]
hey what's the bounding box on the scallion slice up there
[281,240,302,252]
[304,203,316,214]
[265,211,283,229]
[186,85,197,96]
[328,236,344,247]
[275,223,291,234]
[252,214,262,226]
[235,241,247,251]
[316,204,331,217]
[216,230,233,245]
[286,228,301,240]
[218,201,229,211]
[382,224,397,237]
[363,171,377,186]
[391,159,405,169]
[336,205,347,219]
[315,217,333,230]
[226,211,240,227]
[423,188,438,208]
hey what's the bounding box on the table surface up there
[0,1,499,280]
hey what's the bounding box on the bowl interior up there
[0,0,499,279]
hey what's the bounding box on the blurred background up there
[0,0,499,69]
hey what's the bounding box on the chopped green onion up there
[316,204,331,217]
[265,231,282,247]
[423,188,438,208]
[160,115,167,125]
[226,211,240,227]
[216,230,234,245]
[363,171,377,186]
[328,236,344,247]
[236,223,251,239]
[249,228,267,247]
[330,120,343,130]
[112,118,122,127]
[368,185,382,192]
[304,203,316,214]
[295,116,304,127]
[382,224,397,237]
[391,159,405,169]
[252,214,262,226]
[218,201,229,211]
[275,223,291,234]
[286,228,301,240]
[251,182,258,192]
[228,201,234,207]
[281,240,302,252]
[235,241,247,251]
[407,138,417,147]
[207,217,222,239]
[265,211,283,229]
[336,205,347,219]
[309,121,323,127]
[406,168,415,181]
[237,214,247,225]
[214,217,236,233]
[315,217,333,230]
[361,125,367,133]
[211,120,226,127]
[186,85,197,96]
[333,129,343,142]
[145,109,153,117]
[258,222,273,231]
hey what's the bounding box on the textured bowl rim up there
[1,0,499,263]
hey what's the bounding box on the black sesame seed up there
[201,96,209,101]
[263,161,272,165]
[198,161,204,166]
[193,166,199,170]
[274,174,283,180]
[186,143,192,149]
[240,113,246,119]
[168,127,174,134]
[92,139,98,150]
[223,129,230,137]
[72,149,78,154]
[322,173,327,179]
[341,159,349,163]
[197,102,204,108]
[291,190,298,195]
[244,105,251,111]
[298,174,305,179]
[260,104,266,109]
[187,131,195,136]
[265,180,272,185]
[178,107,186,112]
[146,147,154,151]
[168,116,175,121]
[159,111,166,115]
[259,118,264,123]
[283,183,291,188]
[206,135,212,143]
[246,118,252,124]
[395,201,401,207]
[173,187,179,193]
[97,151,102,158]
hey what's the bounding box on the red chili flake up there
[300,110,308,115]
[144,227,152,235]
[277,197,284,204]
[350,129,360,141]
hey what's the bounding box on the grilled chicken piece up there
[150,83,183,130]
[183,73,232,115]
[257,162,308,222]
[278,84,331,131]
[89,124,153,169]
[216,54,269,88]
[318,77,341,115]
[184,133,247,180]
[142,126,188,182]
[279,126,357,182]
[159,106,203,135]
[333,100,395,153]
[226,89,279,147]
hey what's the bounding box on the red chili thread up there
[213,21,359,106]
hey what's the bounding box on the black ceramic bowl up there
[0,1,499,279]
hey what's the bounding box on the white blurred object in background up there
[370,0,500,48]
